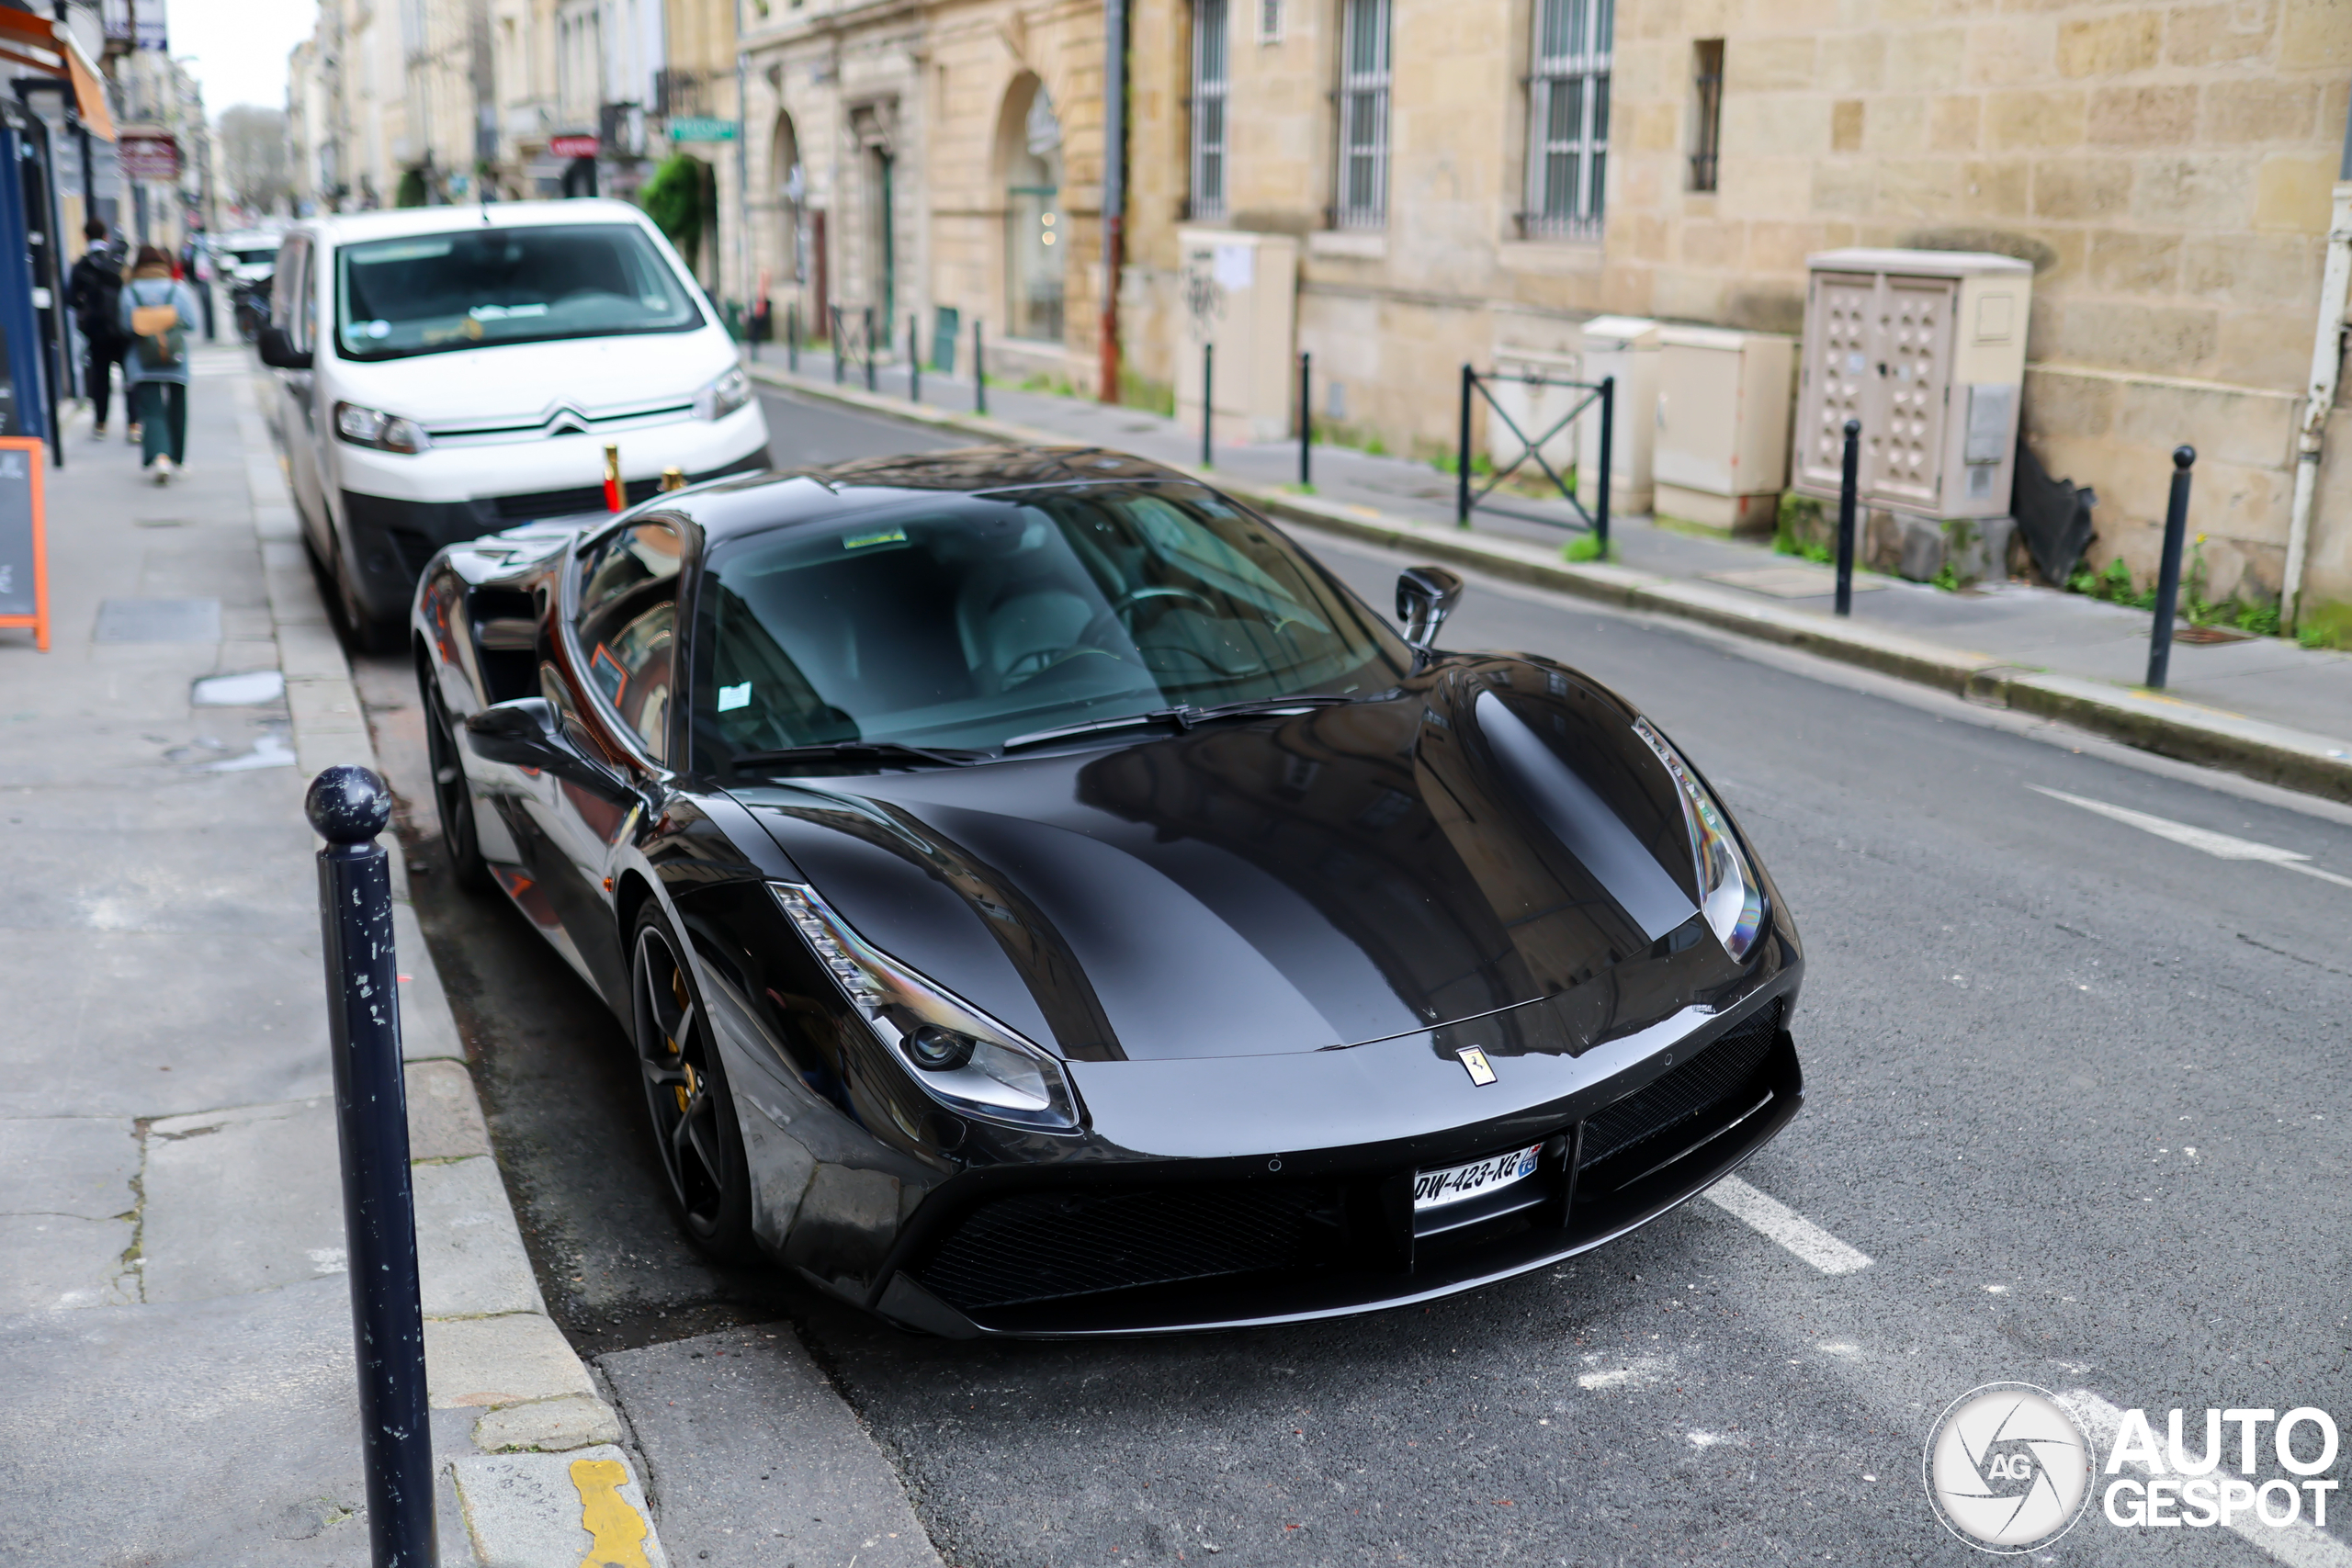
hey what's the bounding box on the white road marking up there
[2061,1391,2352,1567]
[1701,1176,1873,1274]
[2031,785,2352,888]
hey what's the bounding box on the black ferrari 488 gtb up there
[412,446,1804,1337]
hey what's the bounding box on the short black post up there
[1298,351,1312,490]
[974,318,989,416]
[1201,342,1215,468]
[2147,445,2197,690]
[1835,418,1861,616]
[787,302,799,374]
[307,766,435,1568]
[908,314,922,404]
[1456,364,1474,526]
[863,308,877,393]
[1594,375,1614,557]
[831,306,843,384]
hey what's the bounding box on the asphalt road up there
[352,389,2352,1567]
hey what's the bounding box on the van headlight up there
[772,883,1081,1132]
[694,365,751,422]
[334,401,430,454]
[1632,716,1766,961]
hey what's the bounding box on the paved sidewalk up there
[752,351,2352,803]
[0,350,666,1564]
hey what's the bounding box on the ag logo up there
[1924,1382,2094,1553]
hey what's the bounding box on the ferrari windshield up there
[694,484,1408,770]
[334,223,701,361]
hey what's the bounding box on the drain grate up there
[95,598,220,643]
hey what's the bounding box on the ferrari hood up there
[734,658,1759,1063]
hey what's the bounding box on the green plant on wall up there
[639,152,716,273]
[394,166,428,209]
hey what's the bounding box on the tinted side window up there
[572,521,683,762]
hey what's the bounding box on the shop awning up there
[0,9,115,141]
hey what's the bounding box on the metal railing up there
[1453,365,1612,551]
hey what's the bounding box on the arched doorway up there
[998,76,1064,344]
[773,111,820,335]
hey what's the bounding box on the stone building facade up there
[1120,0,2352,629]
[735,0,1111,389]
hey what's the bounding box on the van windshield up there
[335,224,702,361]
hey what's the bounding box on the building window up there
[1523,0,1611,239]
[1258,0,1283,44]
[1689,39,1723,192]
[1192,0,1229,220]
[1335,0,1390,230]
[1007,86,1064,343]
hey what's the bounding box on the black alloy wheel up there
[420,671,495,892]
[630,908,757,1261]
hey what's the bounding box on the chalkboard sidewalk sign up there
[0,436,48,650]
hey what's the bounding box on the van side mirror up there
[1396,565,1464,653]
[257,324,311,371]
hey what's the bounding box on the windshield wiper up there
[732,741,989,771]
[1001,694,1359,751]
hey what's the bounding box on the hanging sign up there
[548,134,600,159]
[667,118,740,143]
[0,437,50,651]
[119,132,180,181]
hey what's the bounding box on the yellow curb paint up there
[569,1457,653,1568]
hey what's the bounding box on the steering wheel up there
[1078,584,1216,648]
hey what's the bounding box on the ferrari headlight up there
[1632,716,1766,961]
[695,365,752,422]
[771,883,1080,1131]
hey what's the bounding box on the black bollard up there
[1202,342,1215,468]
[1299,351,1312,490]
[307,766,435,1568]
[864,308,877,394]
[831,306,844,385]
[2147,445,2197,690]
[1455,364,1473,526]
[787,302,799,374]
[974,318,989,417]
[909,315,922,404]
[1834,418,1861,616]
[1595,375,1614,558]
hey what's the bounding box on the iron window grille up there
[1689,39,1723,193]
[1522,0,1611,240]
[1335,0,1391,230]
[1192,0,1230,220]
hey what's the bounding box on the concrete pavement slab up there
[417,1155,548,1319]
[471,1393,626,1454]
[450,1445,668,1568]
[143,1096,346,1302]
[409,1059,495,1161]
[599,1326,944,1568]
[0,1213,139,1311]
[0,1115,141,1311]
[0,1277,368,1566]
[427,1312,601,1408]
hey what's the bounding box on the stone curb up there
[749,362,2352,806]
[227,373,664,1557]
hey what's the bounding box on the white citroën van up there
[259,200,770,645]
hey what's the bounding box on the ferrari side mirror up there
[1396,565,1464,653]
[464,697,568,768]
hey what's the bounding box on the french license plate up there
[1413,1143,1544,1212]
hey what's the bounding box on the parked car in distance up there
[260,199,770,649]
[212,230,280,342]
[412,446,1805,1338]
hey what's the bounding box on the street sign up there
[667,118,739,142]
[548,134,599,159]
[0,436,50,650]
[119,131,180,181]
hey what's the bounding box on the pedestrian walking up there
[64,220,127,440]
[179,231,217,341]
[119,245,200,484]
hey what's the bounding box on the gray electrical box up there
[1792,249,2031,524]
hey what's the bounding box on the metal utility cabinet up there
[1654,326,1793,535]
[1175,229,1300,444]
[1793,250,2030,524]
[1577,316,1659,517]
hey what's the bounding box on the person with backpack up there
[119,245,201,483]
[64,220,127,439]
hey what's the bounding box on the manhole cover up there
[2174,624,2249,645]
[95,598,221,643]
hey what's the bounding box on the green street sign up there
[668,118,740,142]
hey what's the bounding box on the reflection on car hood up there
[735,657,1768,1063]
